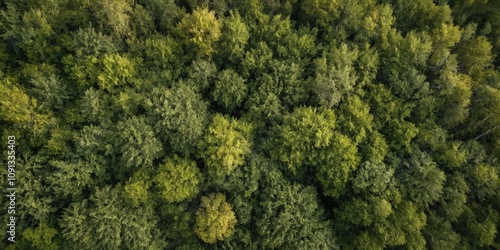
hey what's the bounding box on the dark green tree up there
[116,116,162,169]
[255,169,338,249]
[60,185,167,249]
[149,82,209,156]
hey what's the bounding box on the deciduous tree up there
[194,193,237,244]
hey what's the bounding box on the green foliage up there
[2,0,500,249]
[150,82,209,155]
[352,161,394,195]
[60,185,166,249]
[0,77,54,135]
[311,43,359,107]
[336,196,393,227]
[23,224,59,250]
[142,35,181,76]
[89,0,132,37]
[392,0,452,33]
[338,94,374,143]
[397,151,446,208]
[459,206,499,248]
[300,0,341,31]
[200,114,253,178]
[46,158,104,200]
[29,73,70,111]
[359,131,389,163]
[1,6,58,63]
[129,4,155,37]
[194,193,237,244]
[423,215,461,249]
[212,68,247,111]
[437,173,469,221]
[467,163,499,200]
[154,155,203,203]
[256,169,338,249]
[124,168,152,207]
[435,69,473,128]
[67,27,119,57]
[429,23,461,67]
[315,132,360,198]
[116,116,162,168]
[186,58,217,91]
[77,87,114,124]
[175,8,222,57]
[218,11,250,62]
[97,53,138,91]
[270,107,336,173]
[457,36,493,75]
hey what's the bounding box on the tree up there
[434,69,472,128]
[300,0,341,32]
[218,11,250,62]
[255,169,338,249]
[335,196,393,228]
[154,155,203,203]
[186,58,217,91]
[315,132,360,198]
[391,0,452,33]
[60,185,167,249]
[89,0,132,37]
[457,36,493,76]
[124,167,152,207]
[149,82,209,156]
[116,116,162,169]
[311,43,359,107]
[423,214,461,249]
[337,94,374,143]
[436,173,469,221]
[366,83,418,152]
[129,3,155,37]
[46,158,105,200]
[23,224,60,250]
[360,4,395,46]
[199,114,253,178]
[194,193,237,244]
[212,68,247,112]
[359,131,389,163]
[270,107,336,174]
[466,163,499,201]
[175,8,221,57]
[28,71,71,112]
[97,53,138,92]
[267,60,308,108]
[141,35,182,80]
[0,6,58,63]
[77,87,114,124]
[458,205,499,248]
[352,161,394,195]
[0,76,54,135]
[429,23,461,67]
[461,74,500,151]
[67,27,119,58]
[397,150,446,208]
[136,0,184,34]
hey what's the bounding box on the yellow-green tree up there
[175,8,221,57]
[200,114,252,178]
[154,155,203,203]
[194,193,237,244]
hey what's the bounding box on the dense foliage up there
[1,0,499,249]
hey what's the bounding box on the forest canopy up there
[1,0,499,249]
